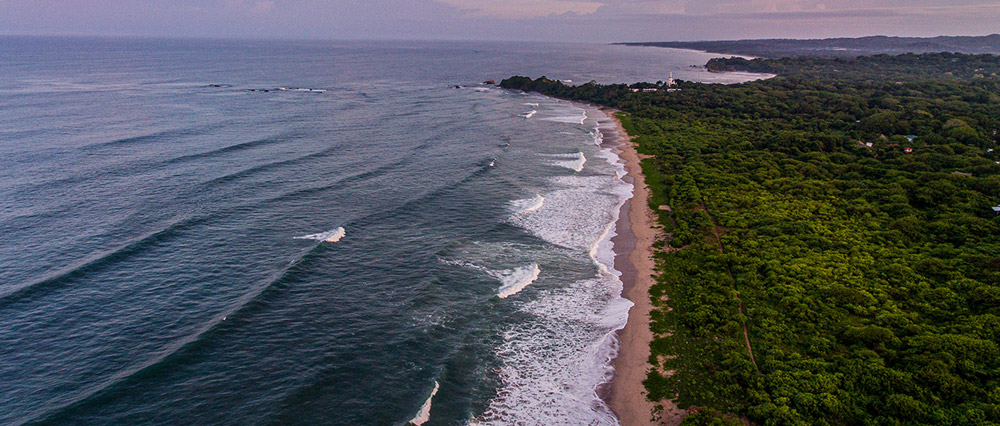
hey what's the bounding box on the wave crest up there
[495,264,541,299]
[510,194,544,215]
[295,227,345,243]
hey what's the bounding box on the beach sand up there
[604,110,685,426]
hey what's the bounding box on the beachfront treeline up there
[502,54,1000,425]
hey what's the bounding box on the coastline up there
[603,109,684,426]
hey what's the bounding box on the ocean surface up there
[0,37,762,426]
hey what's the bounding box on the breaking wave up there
[495,264,541,299]
[547,152,586,172]
[295,227,346,243]
[477,107,635,426]
[510,194,545,215]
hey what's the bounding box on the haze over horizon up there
[2,0,999,43]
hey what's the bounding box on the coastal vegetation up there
[501,53,1000,425]
[618,34,1000,58]
[704,53,1000,81]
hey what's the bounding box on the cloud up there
[433,0,605,18]
[1,0,998,42]
[596,0,686,15]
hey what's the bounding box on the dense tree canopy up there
[705,53,1000,81]
[619,35,1000,58]
[502,53,1000,425]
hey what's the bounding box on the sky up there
[1,0,999,42]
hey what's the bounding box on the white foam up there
[439,241,565,270]
[523,103,539,107]
[295,227,345,243]
[523,110,537,119]
[591,128,604,146]
[507,175,628,251]
[409,381,439,425]
[572,153,587,172]
[496,264,541,299]
[439,257,491,274]
[547,152,586,172]
[542,108,587,125]
[478,108,635,426]
[510,194,544,214]
[439,257,542,300]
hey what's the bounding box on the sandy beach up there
[604,110,684,426]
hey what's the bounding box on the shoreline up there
[602,109,684,426]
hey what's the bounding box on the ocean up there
[0,37,757,426]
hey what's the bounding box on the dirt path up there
[701,203,758,371]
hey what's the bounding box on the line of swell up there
[0,216,200,309]
[81,121,232,151]
[1,152,372,309]
[197,125,452,191]
[24,237,334,426]
[343,154,498,231]
[261,155,417,205]
[1,147,393,308]
[7,132,298,202]
[160,134,294,166]
[198,141,351,188]
[199,154,318,187]
[24,155,499,425]
[16,147,497,425]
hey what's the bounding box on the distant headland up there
[617,34,1000,58]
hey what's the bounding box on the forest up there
[619,34,1000,58]
[705,53,1000,81]
[502,53,1000,425]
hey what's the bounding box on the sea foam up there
[409,381,439,425]
[547,152,586,172]
[510,194,544,214]
[479,108,635,426]
[294,227,345,243]
[495,264,541,299]
[440,258,542,300]
[542,106,587,125]
[507,175,627,250]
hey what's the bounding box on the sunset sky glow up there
[2,0,998,41]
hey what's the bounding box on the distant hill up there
[619,35,1000,58]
